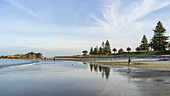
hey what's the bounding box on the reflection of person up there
[127,67,131,74]
[128,58,132,67]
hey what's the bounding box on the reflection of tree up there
[90,64,93,72]
[104,66,110,80]
[99,66,102,72]
[89,63,110,80]
[94,64,98,72]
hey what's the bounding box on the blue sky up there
[0,0,170,56]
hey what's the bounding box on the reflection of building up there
[89,63,110,80]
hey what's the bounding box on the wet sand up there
[85,61,170,96]
[54,57,170,96]
[54,58,170,71]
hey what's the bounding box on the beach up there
[54,57,170,71]
[0,58,170,96]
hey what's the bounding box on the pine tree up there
[151,21,169,51]
[104,40,111,54]
[93,46,98,55]
[140,35,149,51]
[102,42,105,54]
[99,47,103,55]
[90,47,93,55]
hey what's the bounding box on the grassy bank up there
[54,51,170,59]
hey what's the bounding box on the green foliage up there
[104,40,111,54]
[102,42,105,54]
[1,52,44,59]
[36,53,43,58]
[82,50,88,55]
[89,47,93,55]
[98,47,103,55]
[126,47,131,52]
[88,40,111,55]
[26,52,43,59]
[113,48,117,53]
[93,46,98,55]
[139,35,149,51]
[149,42,153,51]
[151,21,169,51]
[136,47,141,52]
[118,48,124,54]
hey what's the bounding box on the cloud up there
[5,0,45,21]
[94,0,170,35]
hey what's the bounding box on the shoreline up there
[52,57,170,71]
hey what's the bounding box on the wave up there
[0,59,40,68]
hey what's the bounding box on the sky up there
[0,0,170,56]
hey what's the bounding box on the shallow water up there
[0,59,143,96]
[0,59,170,96]
[0,59,40,68]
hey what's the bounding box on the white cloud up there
[91,0,170,50]
[94,0,170,35]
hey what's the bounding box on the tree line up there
[136,21,169,52]
[82,21,169,55]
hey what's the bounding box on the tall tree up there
[102,42,105,54]
[151,21,169,51]
[140,35,149,51]
[98,47,103,55]
[113,48,117,54]
[104,40,111,54]
[126,47,131,52]
[90,47,93,55]
[93,46,98,55]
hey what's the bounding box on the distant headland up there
[0,52,44,60]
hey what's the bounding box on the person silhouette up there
[128,57,132,67]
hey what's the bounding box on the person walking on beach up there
[128,57,132,67]
[94,58,96,61]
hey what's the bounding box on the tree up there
[136,47,141,52]
[82,50,88,55]
[90,47,93,55]
[126,47,131,52]
[102,42,105,54]
[151,21,169,51]
[26,52,36,59]
[93,46,98,55]
[25,52,43,59]
[104,40,111,54]
[98,47,103,55]
[118,48,124,54]
[139,35,149,51]
[113,48,117,54]
[36,53,43,58]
